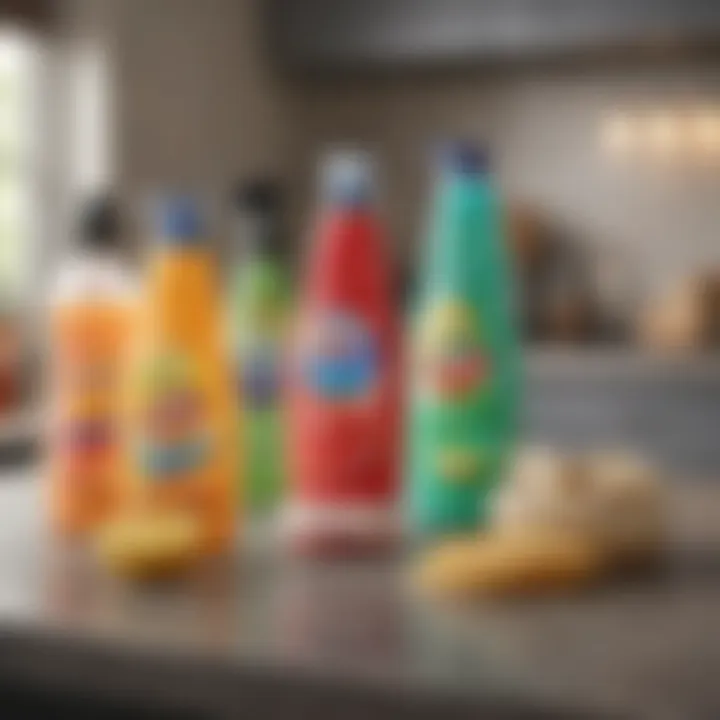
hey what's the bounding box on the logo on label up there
[299,311,378,403]
[416,299,489,402]
[57,356,117,461]
[134,353,212,481]
[238,340,282,410]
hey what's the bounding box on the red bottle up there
[285,151,400,555]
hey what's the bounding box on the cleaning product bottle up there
[48,195,135,536]
[230,179,290,515]
[286,151,400,555]
[407,142,520,536]
[124,197,236,553]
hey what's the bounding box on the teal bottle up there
[231,180,290,515]
[407,143,520,536]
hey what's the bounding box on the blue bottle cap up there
[320,149,375,208]
[157,195,204,243]
[440,141,491,176]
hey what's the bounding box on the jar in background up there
[0,308,23,417]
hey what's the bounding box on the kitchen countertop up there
[0,472,718,719]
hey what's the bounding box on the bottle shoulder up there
[50,254,137,307]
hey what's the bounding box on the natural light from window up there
[0,29,36,303]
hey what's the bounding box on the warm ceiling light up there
[645,113,682,157]
[602,113,635,156]
[691,111,720,154]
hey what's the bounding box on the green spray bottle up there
[231,179,291,515]
[407,143,520,536]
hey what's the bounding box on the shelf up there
[525,347,720,379]
[0,408,40,465]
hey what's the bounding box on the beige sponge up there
[493,447,666,568]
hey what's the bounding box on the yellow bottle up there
[124,197,237,554]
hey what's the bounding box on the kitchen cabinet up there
[267,0,720,70]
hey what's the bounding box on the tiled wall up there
[286,60,720,299]
[59,0,289,257]
[59,1,720,302]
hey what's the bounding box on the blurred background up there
[0,2,719,718]
[2,0,720,474]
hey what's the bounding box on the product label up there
[52,316,126,527]
[57,355,117,464]
[435,447,487,483]
[134,353,212,482]
[415,299,489,404]
[298,311,379,404]
[238,339,282,410]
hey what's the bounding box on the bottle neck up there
[320,199,376,224]
[74,242,123,267]
[154,231,208,254]
[237,209,281,260]
[424,171,497,292]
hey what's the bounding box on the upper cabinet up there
[266,0,720,70]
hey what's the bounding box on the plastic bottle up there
[230,179,290,515]
[285,151,400,555]
[124,197,236,553]
[48,195,135,536]
[407,143,520,536]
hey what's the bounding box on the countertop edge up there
[0,625,610,720]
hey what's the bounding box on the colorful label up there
[238,340,282,410]
[415,299,489,403]
[57,354,117,464]
[435,447,486,483]
[298,311,378,403]
[134,352,212,482]
[50,310,130,534]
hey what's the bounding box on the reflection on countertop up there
[0,473,717,718]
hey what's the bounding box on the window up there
[0,29,37,302]
[70,41,113,196]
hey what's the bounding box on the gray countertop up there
[0,472,718,719]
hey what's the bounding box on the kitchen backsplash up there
[285,58,720,303]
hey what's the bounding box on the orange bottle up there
[48,197,135,536]
[123,197,237,553]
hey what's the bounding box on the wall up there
[115,0,285,193]
[58,0,288,256]
[286,60,720,299]
[56,2,720,297]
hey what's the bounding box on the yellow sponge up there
[414,530,605,600]
[97,511,202,581]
